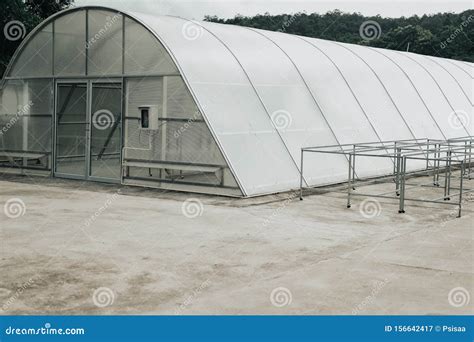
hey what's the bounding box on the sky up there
[74,0,472,20]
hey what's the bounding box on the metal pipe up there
[351,192,462,205]
[458,161,465,218]
[347,153,353,209]
[352,145,356,189]
[396,149,401,196]
[399,156,406,213]
[447,150,452,199]
[299,149,304,201]
[426,139,430,170]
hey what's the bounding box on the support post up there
[447,150,452,200]
[444,150,452,200]
[433,144,441,187]
[468,140,472,180]
[162,76,168,162]
[399,156,406,214]
[347,153,353,209]
[352,145,356,190]
[395,148,401,196]
[458,161,465,218]
[463,141,468,176]
[393,142,397,177]
[426,139,430,170]
[299,149,304,201]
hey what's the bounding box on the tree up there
[0,0,74,78]
[371,25,435,54]
[205,9,474,62]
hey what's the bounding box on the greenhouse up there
[0,6,472,197]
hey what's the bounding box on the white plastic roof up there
[128,11,472,196]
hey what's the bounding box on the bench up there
[0,151,50,170]
[123,159,225,185]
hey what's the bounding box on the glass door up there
[89,82,122,181]
[54,80,122,183]
[55,82,88,179]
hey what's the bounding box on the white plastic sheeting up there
[129,12,471,196]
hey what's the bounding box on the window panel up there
[0,80,53,115]
[124,18,178,75]
[54,11,86,76]
[9,24,53,77]
[88,11,123,76]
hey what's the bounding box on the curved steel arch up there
[328,42,418,142]
[2,6,113,83]
[398,52,471,135]
[445,59,474,79]
[425,56,473,106]
[3,6,180,80]
[294,36,399,166]
[368,47,448,140]
[244,28,347,162]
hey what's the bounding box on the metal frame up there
[300,137,473,218]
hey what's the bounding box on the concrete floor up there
[0,172,472,315]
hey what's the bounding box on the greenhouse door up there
[54,81,122,183]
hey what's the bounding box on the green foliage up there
[205,10,474,62]
[0,0,73,78]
